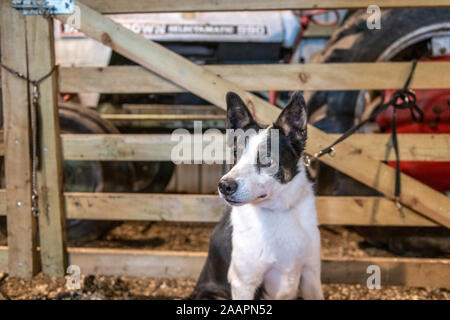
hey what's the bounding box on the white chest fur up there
[227,168,322,300]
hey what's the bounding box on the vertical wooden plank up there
[176,165,201,193]
[200,164,223,194]
[25,15,68,276]
[0,0,39,277]
[164,168,178,193]
[0,246,8,273]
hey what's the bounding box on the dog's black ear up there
[274,91,307,154]
[226,92,256,130]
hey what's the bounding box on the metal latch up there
[11,0,75,15]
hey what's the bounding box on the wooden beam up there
[106,119,226,130]
[0,190,5,214]
[111,104,227,128]
[0,191,437,226]
[328,134,450,162]
[69,248,206,279]
[60,134,450,162]
[101,114,224,121]
[64,193,225,223]
[1,245,448,287]
[316,196,436,227]
[68,247,450,288]
[63,193,436,227]
[79,0,450,14]
[2,132,450,162]
[0,246,7,273]
[0,135,3,156]
[122,104,224,115]
[304,24,337,38]
[321,256,450,288]
[0,0,39,278]
[25,15,68,277]
[56,3,450,228]
[58,63,450,93]
[102,114,226,129]
[62,134,179,161]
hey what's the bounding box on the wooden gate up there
[0,0,449,287]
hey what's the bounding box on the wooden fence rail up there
[2,246,449,288]
[0,191,437,227]
[55,133,450,162]
[4,63,450,93]
[57,62,450,93]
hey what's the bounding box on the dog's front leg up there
[228,263,264,300]
[299,263,324,300]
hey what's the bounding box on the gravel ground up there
[0,272,448,300]
[0,222,448,300]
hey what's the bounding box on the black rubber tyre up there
[307,9,450,256]
[132,161,175,193]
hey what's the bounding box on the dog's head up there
[218,91,308,207]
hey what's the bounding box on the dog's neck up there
[236,159,313,213]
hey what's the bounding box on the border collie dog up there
[192,91,323,300]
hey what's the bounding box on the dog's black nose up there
[218,179,238,196]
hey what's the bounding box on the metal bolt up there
[18,262,23,268]
[16,201,22,207]
[328,147,336,157]
[14,139,19,145]
[43,147,48,153]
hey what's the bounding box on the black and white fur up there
[191,92,323,300]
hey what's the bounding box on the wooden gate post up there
[25,15,68,277]
[0,0,39,277]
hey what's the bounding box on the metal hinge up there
[11,0,75,15]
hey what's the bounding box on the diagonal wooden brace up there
[56,2,450,228]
